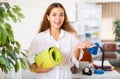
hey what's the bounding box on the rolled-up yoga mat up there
[35,46,63,69]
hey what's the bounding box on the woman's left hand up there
[76,41,93,49]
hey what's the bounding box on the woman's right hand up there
[31,63,52,73]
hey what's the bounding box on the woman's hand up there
[76,41,93,49]
[31,63,52,73]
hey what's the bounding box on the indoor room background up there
[0,0,120,79]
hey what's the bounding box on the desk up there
[73,70,120,79]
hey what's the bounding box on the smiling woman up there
[25,2,93,79]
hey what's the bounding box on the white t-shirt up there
[26,29,83,79]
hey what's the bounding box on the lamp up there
[87,42,105,74]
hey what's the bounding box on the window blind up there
[99,2,120,41]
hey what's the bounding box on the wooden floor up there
[115,67,120,73]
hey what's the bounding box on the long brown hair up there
[38,3,76,34]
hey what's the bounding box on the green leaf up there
[21,62,26,69]
[15,41,21,48]
[7,9,12,16]
[0,24,7,45]
[7,57,15,67]
[15,61,19,72]
[14,5,21,11]
[19,58,26,65]
[0,57,10,73]
[0,29,1,42]
[6,44,12,50]
[4,2,10,9]
[11,14,17,23]
[8,34,14,42]
[4,23,12,29]
[1,47,6,56]
[14,47,19,54]
[18,13,25,19]
[3,12,10,20]
[0,64,8,73]
[0,56,6,65]
[0,7,5,13]
[4,23,14,42]
[8,50,17,61]
[20,50,27,57]
[19,58,26,69]
[1,30,7,44]
[4,58,12,70]
[12,7,19,14]
[0,16,4,23]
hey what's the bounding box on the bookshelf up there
[77,3,102,43]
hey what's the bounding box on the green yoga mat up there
[35,47,63,69]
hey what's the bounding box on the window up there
[99,2,120,41]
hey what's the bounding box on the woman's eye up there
[52,14,56,16]
[60,14,64,17]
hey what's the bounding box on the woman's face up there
[47,7,65,30]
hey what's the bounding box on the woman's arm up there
[74,47,80,60]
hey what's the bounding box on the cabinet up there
[77,3,102,43]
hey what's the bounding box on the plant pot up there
[0,70,12,79]
[0,69,23,79]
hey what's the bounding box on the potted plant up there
[0,2,26,73]
[114,18,120,42]
[114,18,120,66]
[114,18,120,52]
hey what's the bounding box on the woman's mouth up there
[54,22,61,26]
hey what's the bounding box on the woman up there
[26,2,92,79]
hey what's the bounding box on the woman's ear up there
[47,15,50,21]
